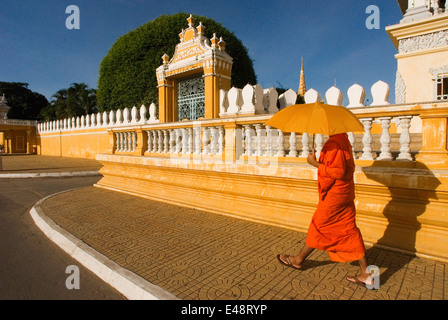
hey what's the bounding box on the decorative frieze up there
[398,29,448,53]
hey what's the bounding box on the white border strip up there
[0,171,101,178]
[29,190,179,300]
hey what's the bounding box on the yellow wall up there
[95,153,448,262]
[38,128,109,159]
[397,48,448,102]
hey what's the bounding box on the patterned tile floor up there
[0,155,101,173]
[41,186,447,300]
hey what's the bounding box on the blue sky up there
[0,0,403,106]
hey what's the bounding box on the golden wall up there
[95,153,448,262]
[38,128,109,159]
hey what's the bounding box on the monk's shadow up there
[357,160,440,285]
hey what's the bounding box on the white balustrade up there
[288,132,298,157]
[359,118,375,160]
[115,131,137,153]
[397,116,413,161]
[36,80,423,164]
[377,117,393,160]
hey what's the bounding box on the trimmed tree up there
[0,82,48,120]
[97,12,257,112]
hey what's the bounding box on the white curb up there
[0,171,101,178]
[29,190,179,300]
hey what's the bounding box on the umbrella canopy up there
[265,101,364,135]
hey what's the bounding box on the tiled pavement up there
[3,154,446,300]
[40,186,448,300]
[0,154,102,173]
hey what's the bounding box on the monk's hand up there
[307,150,320,168]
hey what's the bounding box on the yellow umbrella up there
[265,101,364,135]
[265,101,364,150]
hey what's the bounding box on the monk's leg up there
[347,255,373,284]
[280,244,314,268]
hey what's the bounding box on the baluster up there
[288,132,298,157]
[255,124,263,156]
[248,125,256,156]
[152,131,159,153]
[202,127,211,155]
[218,126,224,155]
[315,134,324,159]
[128,132,133,152]
[163,130,169,153]
[187,128,193,155]
[194,127,201,155]
[265,125,273,156]
[175,129,182,154]
[115,132,120,152]
[300,133,310,158]
[348,132,356,159]
[127,132,132,152]
[169,129,176,154]
[158,130,163,153]
[116,132,121,152]
[378,117,393,160]
[277,129,285,157]
[132,132,137,152]
[243,125,251,156]
[146,131,152,153]
[126,132,131,152]
[120,132,125,152]
[121,132,126,152]
[181,128,188,155]
[397,116,413,161]
[359,118,374,160]
[210,127,218,155]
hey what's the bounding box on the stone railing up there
[37,103,159,133]
[37,79,448,168]
[107,80,427,165]
[0,119,37,127]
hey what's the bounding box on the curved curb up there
[29,189,179,300]
[0,171,101,179]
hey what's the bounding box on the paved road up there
[0,176,125,300]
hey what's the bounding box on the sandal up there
[346,275,374,287]
[277,254,302,270]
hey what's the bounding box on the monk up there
[277,133,373,285]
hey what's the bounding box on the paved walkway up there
[4,155,447,300]
[0,154,101,177]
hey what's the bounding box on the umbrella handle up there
[312,133,315,154]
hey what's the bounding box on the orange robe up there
[306,133,366,262]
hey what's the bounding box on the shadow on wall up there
[360,161,441,284]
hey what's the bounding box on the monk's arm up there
[317,146,346,180]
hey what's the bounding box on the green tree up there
[97,12,257,112]
[39,83,97,121]
[0,82,48,120]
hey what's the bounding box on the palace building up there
[4,4,448,262]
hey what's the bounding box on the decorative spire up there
[218,37,226,52]
[211,33,219,48]
[187,13,194,27]
[197,21,205,36]
[162,53,170,65]
[298,57,306,97]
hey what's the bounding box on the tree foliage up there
[0,82,48,120]
[39,82,97,121]
[97,13,257,112]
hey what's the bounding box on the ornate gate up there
[177,76,205,121]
